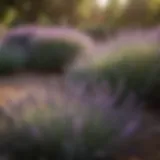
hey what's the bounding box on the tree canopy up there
[0,0,160,28]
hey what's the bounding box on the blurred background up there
[0,0,160,32]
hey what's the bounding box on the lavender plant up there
[0,82,143,160]
[68,43,160,108]
[2,26,93,74]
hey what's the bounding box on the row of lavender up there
[0,25,159,159]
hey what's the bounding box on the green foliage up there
[0,0,92,25]
[0,44,27,74]
[1,0,160,28]
[27,39,82,73]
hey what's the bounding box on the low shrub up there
[69,43,160,108]
[2,26,93,73]
[0,44,27,74]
